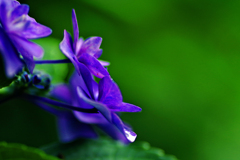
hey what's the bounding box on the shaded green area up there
[41,137,177,160]
[0,142,59,160]
[1,0,240,160]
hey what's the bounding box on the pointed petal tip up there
[124,128,137,142]
[63,29,68,36]
[131,107,142,112]
[109,103,142,113]
[92,36,102,44]
[95,36,102,41]
[72,8,76,14]
[71,9,77,25]
[99,60,110,67]
[123,103,142,112]
[47,27,52,35]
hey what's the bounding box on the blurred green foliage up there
[0,142,59,160]
[41,137,177,160]
[1,0,240,160]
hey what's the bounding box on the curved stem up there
[22,94,98,113]
[34,59,71,64]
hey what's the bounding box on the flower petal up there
[59,30,74,57]
[11,0,20,8]
[77,87,112,122]
[72,9,79,53]
[59,30,74,58]
[21,50,35,73]
[77,62,96,99]
[10,4,29,22]
[99,60,110,67]
[97,123,129,144]
[1,0,18,9]
[79,52,109,78]
[70,72,108,124]
[50,84,72,104]
[9,33,44,72]
[93,49,102,59]
[70,71,91,99]
[81,37,102,58]
[0,0,8,29]
[9,33,44,58]
[75,38,84,57]
[98,76,123,106]
[70,68,97,101]
[21,20,52,39]
[0,28,23,77]
[57,112,98,143]
[111,113,137,142]
[73,111,108,124]
[108,102,142,112]
[60,30,83,74]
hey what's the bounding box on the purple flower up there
[51,63,141,143]
[60,9,109,78]
[0,0,52,77]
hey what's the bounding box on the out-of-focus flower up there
[0,0,52,77]
[60,9,109,78]
[51,63,141,143]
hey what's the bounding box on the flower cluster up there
[0,0,51,77]
[0,0,141,144]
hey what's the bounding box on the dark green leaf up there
[41,138,178,160]
[0,142,60,160]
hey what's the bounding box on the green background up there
[1,0,240,160]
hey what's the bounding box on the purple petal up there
[11,1,20,8]
[0,28,23,77]
[81,37,102,57]
[77,62,95,99]
[60,30,82,74]
[70,69,99,104]
[70,70,97,103]
[98,76,123,106]
[79,52,109,78]
[21,20,52,39]
[75,38,84,57]
[94,49,102,59]
[77,87,112,122]
[50,84,72,104]
[9,34,44,72]
[92,79,99,100]
[10,4,29,22]
[71,79,107,124]
[1,0,18,9]
[9,33,44,58]
[108,103,142,112]
[99,60,110,67]
[20,50,35,73]
[111,113,137,142]
[0,1,8,29]
[97,123,129,144]
[57,112,98,143]
[74,111,108,124]
[72,9,79,53]
[59,30,74,58]
[70,71,91,100]
[97,122,129,144]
